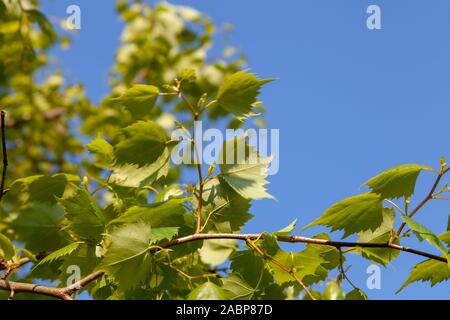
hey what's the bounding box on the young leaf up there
[401,216,450,264]
[197,177,252,233]
[107,84,159,119]
[397,259,450,293]
[34,242,82,268]
[357,208,399,266]
[12,174,80,204]
[304,193,383,238]
[110,148,170,187]
[217,70,274,119]
[87,135,114,168]
[59,187,106,243]
[11,204,69,252]
[187,282,226,300]
[109,198,187,228]
[101,222,177,290]
[363,164,432,199]
[219,138,273,200]
[113,120,168,167]
[0,233,15,260]
[273,219,297,237]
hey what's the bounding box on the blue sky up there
[41,0,450,299]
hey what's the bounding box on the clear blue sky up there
[41,0,450,299]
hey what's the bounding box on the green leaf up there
[217,70,274,119]
[438,231,450,248]
[397,259,450,293]
[11,204,69,252]
[197,177,252,233]
[34,242,82,268]
[187,282,226,300]
[87,135,114,168]
[273,219,297,237]
[305,193,383,238]
[200,238,236,266]
[345,288,368,300]
[110,148,170,187]
[108,85,159,119]
[12,174,80,204]
[101,223,177,290]
[59,187,106,243]
[110,198,187,228]
[364,164,432,199]
[178,68,197,83]
[113,120,168,167]
[0,233,15,260]
[401,216,450,265]
[219,138,273,200]
[221,274,256,300]
[357,208,399,266]
[154,184,184,203]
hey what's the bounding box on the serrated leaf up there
[154,184,184,203]
[219,137,273,200]
[113,120,167,167]
[401,216,450,265]
[87,135,114,168]
[59,187,106,243]
[34,242,82,268]
[110,198,187,228]
[187,282,226,300]
[221,274,256,300]
[197,177,252,233]
[397,259,450,293]
[305,193,383,238]
[273,219,297,237]
[11,204,69,252]
[101,223,155,290]
[12,174,80,204]
[0,233,15,260]
[108,85,159,119]
[217,70,274,119]
[110,148,170,187]
[438,231,450,247]
[364,164,432,199]
[357,208,399,266]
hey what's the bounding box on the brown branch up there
[0,111,8,201]
[246,238,317,300]
[394,167,450,238]
[0,270,104,300]
[1,229,447,299]
[160,233,448,263]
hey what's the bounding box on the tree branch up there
[159,232,448,263]
[1,230,447,299]
[0,111,8,201]
[0,270,104,300]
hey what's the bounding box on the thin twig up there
[159,232,448,263]
[0,111,8,201]
[394,168,450,239]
